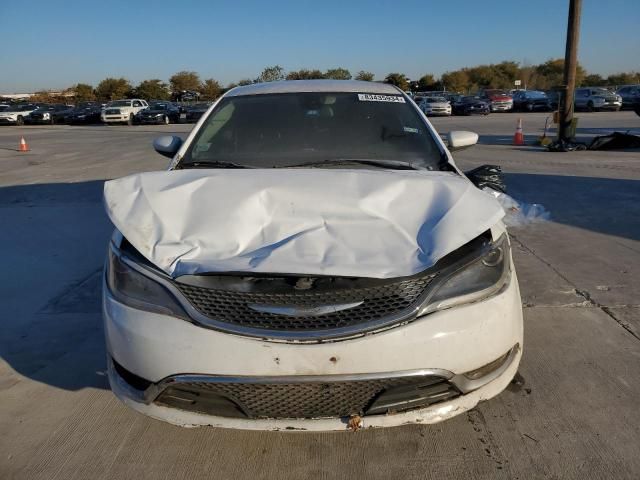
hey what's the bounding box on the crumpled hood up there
[103,169,504,279]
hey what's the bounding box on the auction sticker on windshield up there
[358,94,406,103]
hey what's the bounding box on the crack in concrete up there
[511,233,640,342]
[466,409,509,471]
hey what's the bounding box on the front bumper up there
[104,262,523,429]
[108,344,521,430]
[425,109,451,116]
[598,101,622,110]
[102,115,130,123]
[490,103,513,112]
[137,116,165,124]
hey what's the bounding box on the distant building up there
[0,93,34,100]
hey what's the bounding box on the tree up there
[607,72,640,86]
[257,65,285,83]
[441,70,470,93]
[72,83,95,101]
[355,71,374,81]
[417,74,436,91]
[384,73,409,91]
[169,71,201,93]
[199,78,222,100]
[581,74,606,86]
[534,58,585,89]
[134,79,170,100]
[286,69,325,80]
[324,68,352,80]
[95,77,132,101]
[237,78,254,86]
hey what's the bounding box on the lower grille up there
[154,375,459,419]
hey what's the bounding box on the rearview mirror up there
[153,135,183,158]
[447,130,479,151]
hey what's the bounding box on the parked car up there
[574,87,622,112]
[417,96,452,116]
[134,101,182,125]
[544,90,561,110]
[173,90,201,102]
[25,104,75,124]
[512,90,551,112]
[103,80,522,430]
[101,99,149,125]
[0,103,40,125]
[444,93,464,104]
[616,85,640,109]
[64,102,103,124]
[480,90,513,112]
[452,96,490,115]
[185,102,212,123]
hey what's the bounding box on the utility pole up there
[558,0,583,142]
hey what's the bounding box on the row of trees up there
[25,62,639,104]
[397,60,638,93]
[55,67,375,102]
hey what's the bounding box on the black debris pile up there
[464,165,506,193]
[588,132,640,150]
[547,139,587,152]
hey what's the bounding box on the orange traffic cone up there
[18,136,30,152]
[513,118,525,146]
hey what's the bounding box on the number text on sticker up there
[358,94,406,103]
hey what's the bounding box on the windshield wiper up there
[180,160,252,169]
[284,158,427,170]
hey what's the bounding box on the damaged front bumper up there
[107,344,521,431]
[103,263,523,430]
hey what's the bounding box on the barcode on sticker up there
[358,94,405,103]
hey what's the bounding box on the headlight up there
[106,245,188,319]
[419,234,511,315]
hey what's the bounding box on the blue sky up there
[0,0,638,92]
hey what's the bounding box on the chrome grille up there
[174,273,436,331]
[155,375,458,419]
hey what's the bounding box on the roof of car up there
[225,80,402,97]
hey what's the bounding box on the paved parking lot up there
[1,111,639,479]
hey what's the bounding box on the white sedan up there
[418,96,452,116]
[103,80,522,431]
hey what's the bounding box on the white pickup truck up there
[101,99,149,125]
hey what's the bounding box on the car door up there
[575,89,587,108]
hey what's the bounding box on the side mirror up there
[447,130,479,151]
[464,165,506,193]
[153,135,183,158]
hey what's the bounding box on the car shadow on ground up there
[0,172,638,393]
[504,173,640,242]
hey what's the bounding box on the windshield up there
[426,97,447,103]
[108,100,131,107]
[181,92,444,169]
[526,91,547,99]
[150,103,168,110]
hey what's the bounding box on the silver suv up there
[574,87,622,112]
